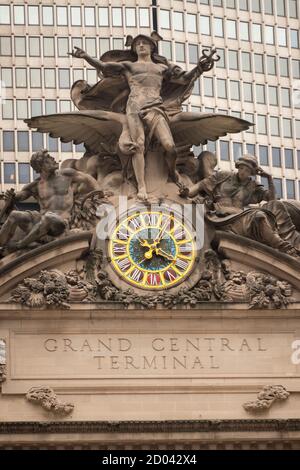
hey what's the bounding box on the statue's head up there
[30,149,58,175]
[235,154,259,180]
[126,32,163,59]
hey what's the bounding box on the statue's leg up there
[153,118,183,185]
[16,213,66,249]
[126,113,147,200]
[229,210,298,256]
[0,210,33,247]
[263,200,300,250]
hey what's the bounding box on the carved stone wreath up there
[26,386,74,416]
[243,385,290,412]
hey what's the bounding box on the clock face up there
[108,210,196,290]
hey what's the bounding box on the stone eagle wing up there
[170,112,253,146]
[25,110,126,155]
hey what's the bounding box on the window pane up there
[270,116,279,135]
[16,99,28,119]
[71,7,81,26]
[44,69,56,88]
[204,77,213,96]
[230,81,240,100]
[265,26,274,44]
[15,37,26,56]
[200,16,210,35]
[217,79,227,98]
[254,54,264,73]
[28,6,39,25]
[58,69,70,89]
[252,0,261,12]
[220,141,229,160]
[112,8,122,26]
[45,100,57,114]
[3,131,15,151]
[14,5,25,25]
[259,145,269,165]
[1,68,13,87]
[279,58,289,77]
[42,6,54,25]
[283,118,292,137]
[227,20,237,39]
[252,24,262,43]
[269,86,278,105]
[257,115,267,134]
[57,6,68,26]
[242,52,251,71]
[256,84,266,103]
[19,163,30,184]
[267,56,276,75]
[233,142,242,161]
[240,0,248,9]
[17,131,29,151]
[98,7,109,26]
[277,0,286,16]
[161,41,172,60]
[0,5,10,24]
[85,7,95,26]
[187,14,197,33]
[0,37,11,56]
[214,18,224,37]
[15,68,27,88]
[240,22,249,41]
[175,43,185,62]
[2,99,13,119]
[286,180,295,199]
[43,37,55,57]
[274,178,283,198]
[189,44,198,64]
[246,143,256,154]
[139,8,149,27]
[86,38,96,58]
[57,38,69,57]
[30,69,41,88]
[291,30,299,48]
[272,147,281,167]
[244,83,253,102]
[32,132,44,151]
[173,11,183,31]
[277,27,287,47]
[125,8,136,27]
[285,149,294,168]
[265,0,274,14]
[99,38,110,55]
[29,37,40,57]
[229,50,238,69]
[4,163,16,183]
[289,0,298,17]
[281,88,290,107]
[31,99,42,116]
[293,60,300,79]
[161,10,170,29]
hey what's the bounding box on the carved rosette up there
[243,385,290,412]
[26,386,74,416]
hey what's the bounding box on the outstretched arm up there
[69,47,125,76]
[169,48,220,85]
[255,169,276,202]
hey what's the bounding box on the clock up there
[108,209,196,290]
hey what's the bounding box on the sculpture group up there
[1,32,300,277]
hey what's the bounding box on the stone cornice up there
[1,419,300,434]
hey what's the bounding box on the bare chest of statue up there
[37,173,73,211]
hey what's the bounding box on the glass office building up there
[0,0,299,199]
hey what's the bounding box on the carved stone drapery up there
[26,386,74,416]
[243,385,290,412]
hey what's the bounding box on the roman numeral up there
[116,258,131,272]
[175,258,189,271]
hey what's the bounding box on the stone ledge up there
[1,419,300,434]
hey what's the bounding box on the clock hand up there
[153,217,172,245]
[155,247,176,261]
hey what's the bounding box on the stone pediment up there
[0,229,298,310]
